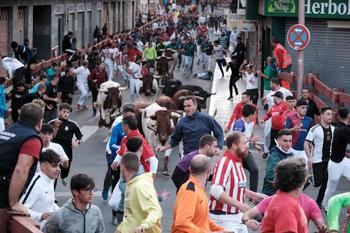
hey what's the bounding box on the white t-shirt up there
[214,45,224,59]
[245,71,258,90]
[128,62,142,79]
[265,87,293,109]
[305,124,335,163]
[74,66,90,84]
[36,142,69,172]
[0,57,24,79]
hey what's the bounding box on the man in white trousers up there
[73,61,90,109]
[323,108,350,210]
[126,57,142,103]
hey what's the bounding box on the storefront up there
[256,0,350,92]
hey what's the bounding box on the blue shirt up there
[285,113,313,150]
[109,122,125,157]
[170,112,224,154]
[0,85,7,118]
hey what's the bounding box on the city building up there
[250,0,350,92]
[0,0,137,59]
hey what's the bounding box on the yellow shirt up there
[117,173,162,233]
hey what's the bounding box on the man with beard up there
[49,103,83,186]
[209,132,266,233]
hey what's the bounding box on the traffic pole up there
[297,0,305,98]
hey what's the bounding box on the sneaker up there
[227,96,233,100]
[82,105,88,110]
[102,190,108,201]
[61,178,67,186]
[111,216,118,226]
[76,104,81,110]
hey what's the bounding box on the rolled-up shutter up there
[285,18,350,92]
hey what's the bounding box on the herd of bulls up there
[95,76,215,174]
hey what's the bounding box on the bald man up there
[172,154,224,233]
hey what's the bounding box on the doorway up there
[33,5,51,59]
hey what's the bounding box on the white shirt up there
[245,71,258,90]
[136,40,144,53]
[230,31,240,44]
[0,57,24,79]
[265,87,293,109]
[305,123,335,163]
[36,142,69,172]
[19,171,60,228]
[128,62,142,79]
[152,22,159,31]
[214,45,224,59]
[74,66,90,84]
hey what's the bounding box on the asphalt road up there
[54,58,349,233]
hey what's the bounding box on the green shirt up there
[142,47,157,61]
[184,43,196,57]
[167,43,178,50]
[327,192,350,233]
[263,65,277,90]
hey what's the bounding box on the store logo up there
[305,0,350,16]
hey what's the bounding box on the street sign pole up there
[297,0,305,98]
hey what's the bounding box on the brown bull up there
[137,96,181,175]
[138,74,158,96]
[98,87,123,128]
[172,89,204,111]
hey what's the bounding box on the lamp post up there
[297,0,305,98]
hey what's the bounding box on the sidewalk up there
[208,61,265,140]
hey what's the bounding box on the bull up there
[97,80,127,128]
[137,73,159,97]
[161,79,182,97]
[178,85,215,109]
[137,96,181,175]
[172,89,205,111]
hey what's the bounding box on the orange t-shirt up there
[261,191,308,233]
[172,176,224,233]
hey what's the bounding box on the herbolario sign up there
[264,0,350,19]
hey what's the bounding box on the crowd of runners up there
[0,1,349,233]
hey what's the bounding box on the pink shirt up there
[257,193,321,222]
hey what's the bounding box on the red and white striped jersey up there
[209,150,247,214]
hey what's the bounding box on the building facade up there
[254,0,350,92]
[0,0,136,59]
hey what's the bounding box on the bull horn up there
[119,86,128,91]
[171,112,181,118]
[194,96,204,101]
[154,75,162,79]
[176,110,184,114]
[178,96,186,101]
[210,92,217,95]
[111,111,121,118]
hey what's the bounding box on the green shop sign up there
[265,0,350,19]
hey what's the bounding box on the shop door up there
[0,8,9,55]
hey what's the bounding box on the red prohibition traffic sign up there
[287,24,311,50]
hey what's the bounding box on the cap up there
[272,91,284,99]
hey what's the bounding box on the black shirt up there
[58,75,75,95]
[321,126,332,161]
[44,83,58,110]
[330,122,350,163]
[306,98,320,120]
